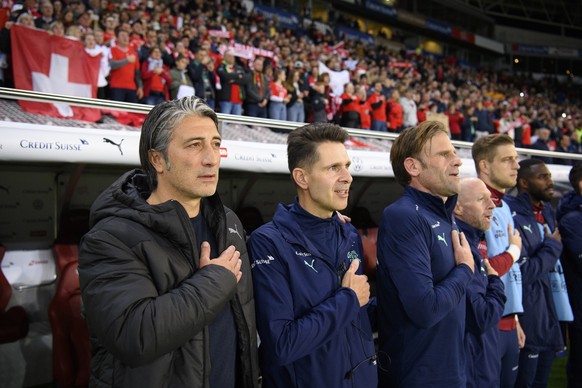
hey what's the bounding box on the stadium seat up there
[53,208,89,276]
[350,207,378,280]
[48,261,91,388]
[359,227,379,280]
[0,245,29,344]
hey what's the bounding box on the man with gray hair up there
[79,97,259,388]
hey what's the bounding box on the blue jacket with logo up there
[377,186,473,388]
[485,200,523,316]
[247,200,377,388]
[457,219,506,388]
[504,192,564,352]
[557,190,582,330]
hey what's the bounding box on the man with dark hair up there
[505,158,564,388]
[472,134,524,387]
[109,29,143,103]
[217,49,247,115]
[557,163,582,387]
[377,121,474,387]
[188,46,216,109]
[244,56,270,118]
[79,97,259,388]
[248,123,377,388]
[454,177,507,388]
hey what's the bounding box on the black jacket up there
[216,62,247,102]
[79,170,259,388]
[187,60,216,100]
[244,70,270,104]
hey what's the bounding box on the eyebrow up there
[183,135,221,143]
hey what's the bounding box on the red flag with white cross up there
[11,25,102,122]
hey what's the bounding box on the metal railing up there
[1,87,580,162]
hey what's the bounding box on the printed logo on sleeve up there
[251,255,275,269]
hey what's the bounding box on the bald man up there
[454,178,507,388]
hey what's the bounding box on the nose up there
[487,198,495,209]
[512,158,520,169]
[202,144,220,166]
[342,167,353,184]
[452,153,462,167]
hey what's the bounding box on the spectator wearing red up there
[216,49,246,115]
[340,82,361,128]
[109,29,143,103]
[102,15,116,45]
[129,20,146,51]
[141,46,172,106]
[357,85,371,130]
[386,89,403,132]
[268,69,289,121]
[445,103,464,140]
[367,81,387,131]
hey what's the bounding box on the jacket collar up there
[405,185,458,220]
[273,199,349,258]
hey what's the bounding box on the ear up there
[577,180,582,195]
[148,149,165,174]
[292,167,309,190]
[517,176,528,191]
[453,203,463,218]
[478,159,489,176]
[403,156,421,178]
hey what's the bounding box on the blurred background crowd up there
[0,0,580,161]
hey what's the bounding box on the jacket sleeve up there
[466,273,506,335]
[487,252,514,276]
[248,230,360,366]
[169,70,182,92]
[560,213,582,273]
[78,227,237,367]
[516,222,562,286]
[217,64,244,84]
[377,208,473,329]
[188,62,204,83]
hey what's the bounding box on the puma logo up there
[523,224,533,234]
[304,259,318,273]
[228,224,242,239]
[103,138,124,155]
[437,233,448,246]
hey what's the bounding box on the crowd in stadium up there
[1,0,581,160]
[2,1,582,387]
[0,0,582,161]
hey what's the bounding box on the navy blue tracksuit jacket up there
[248,201,377,388]
[505,192,563,352]
[377,186,473,387]
[457,219,506,388]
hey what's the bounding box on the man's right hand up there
[452,229,474,273]
[341,260,370,307]
[126,54,136,63]
[199,242,242,283]
[508,224,522,251]
[544,224,561,242]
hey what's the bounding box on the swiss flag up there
[11,25,102,122]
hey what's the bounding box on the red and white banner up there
[208,29,233,40]
[219,42,276,60]
[11,25,102,122]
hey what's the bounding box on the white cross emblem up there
[32,53,92,117]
